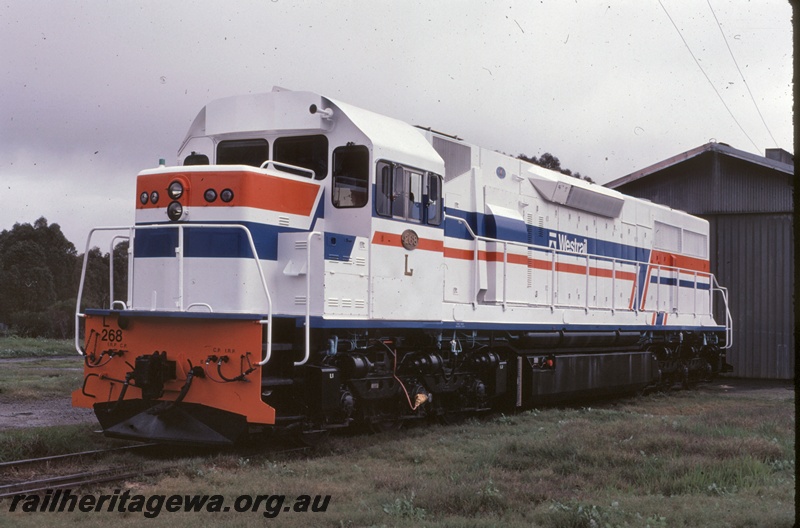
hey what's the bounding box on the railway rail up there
[0,444,166,499]
[0,465,170,499]
[0,442,311,499]
[0,444,158,471]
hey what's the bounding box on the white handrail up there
[108,234,130,309]
[75,226,133,356]
[75,224,274,364]
[711,276,734,349]
[296,231,322,366]
[259,159,316,179]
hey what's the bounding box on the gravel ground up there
[0,397,97,430]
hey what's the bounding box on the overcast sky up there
[1,1,793,247]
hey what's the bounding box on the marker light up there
[140,191,149,205]
[204,189,217,203]
[150,191,159,205]
[167,201,183,221]
[168,181,184,200]
[220,189,234,203]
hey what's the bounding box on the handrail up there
[74,224,274,364]
[259,159,316,179]
[711,276,734,349]
[445,214,481,309]
[75,226,133,356]
[108,234,130,309]
[296,231,322,366]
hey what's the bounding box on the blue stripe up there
[324,232,357,261]
[133,222,300,260]
[445,207,649,264]
[486,212,528,243]
[649,276,711,291]
[133,194,326,260]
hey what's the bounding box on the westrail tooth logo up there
[548,232,588,254]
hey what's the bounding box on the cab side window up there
[376,163,392,216]
[425,173,443,226]
[376,160,442,225]
[332,145,369,208]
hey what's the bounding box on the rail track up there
[0,444,166,499]
[0,444,158,471]
[0,442,312,499]
[0,465,172,499]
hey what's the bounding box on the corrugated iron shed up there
[607,142,794,380]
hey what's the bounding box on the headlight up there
[204,189,217,203]
[139,191,149,205]
[150,191,159,205]
[168,181,184,199]
[167,201,183,221]
[220,189,234,203]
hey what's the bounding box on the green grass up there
[0,383,793,527]
[0,357,84,401]
[0,337,76,358]
[0,423,103,462]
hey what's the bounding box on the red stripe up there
[442,246,638,280]
[372,231,444,252]
[649,249,709,273]
[640,251,710,310]
[137,169,320,216]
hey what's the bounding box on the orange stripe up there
[650,249,710,273]
[137,169,320,216]
[372,231,444,252]
[443,246,638,280]
[238,172,320,215]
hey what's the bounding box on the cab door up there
[320,145,373,318]
[371,161,444,321]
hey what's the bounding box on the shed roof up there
[606,142,793,190]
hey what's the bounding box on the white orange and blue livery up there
[72,88,732,445]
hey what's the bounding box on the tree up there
[77,241,128,312]
[0,217,79,337]
[518,152,594,183]
[0,218,129,337]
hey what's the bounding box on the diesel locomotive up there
[72,88,732,445]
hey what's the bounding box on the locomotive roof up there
[180,87,444,174]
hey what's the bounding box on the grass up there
[0,423,105,462]
[0,382,793,527]
[0,342,792,527]
[0,338,83,401]
[0,337,76,358]
[0,357,84,401]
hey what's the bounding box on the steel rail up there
[0,444,158,471]
[0,465,171,499]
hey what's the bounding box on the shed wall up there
[708,213,794,379]
[612,150,794,379]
